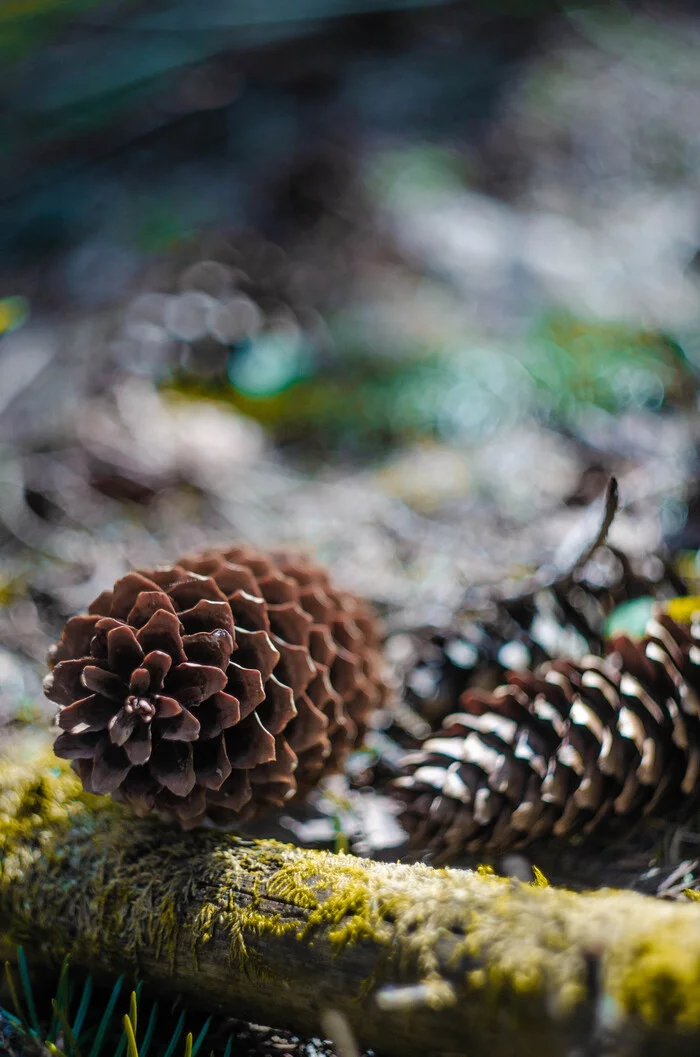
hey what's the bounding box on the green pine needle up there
[72,975,93,1041]
[87,974,124,1057]
[17,946,41,1036]
[7,949,220,1057]
[48,955,72,1043]
[190,1018,210,1057]
[162,1011,185,1057]
[114,1023,128,1057]
[138,1003,159,1057]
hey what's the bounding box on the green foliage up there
[603,597,657,641]
[0,0,109,67]
[525,314,693,418]
[1,949,222,1057]
[165,306,697,457]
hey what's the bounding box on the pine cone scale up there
[108,573,164,619]
[80,666,122,699]
[124,591,177,628]
[49,614,101,665]
[193,736,231,789]
[123,724,152,765]
[56,694,101,732]
[224,712,275,769]
[106,709,136,746]
[257,677,297,735]
[234,628,279,681]
[228,591,269,630]
[158,707,200,743]
[92,741,131,793]
[54,731,100,758]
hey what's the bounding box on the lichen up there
[607,929,700,1030]
[531,866,549,888]
[3,734,700,1046]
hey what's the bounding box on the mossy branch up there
[2,736,700,1056]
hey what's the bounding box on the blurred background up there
[7,6,700,1048]
[3,0,700,748]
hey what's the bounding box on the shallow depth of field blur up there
[5,0,700,1051]
[2,0,700,745]
[4,0,700,725]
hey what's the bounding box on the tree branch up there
[1,733,700,1057]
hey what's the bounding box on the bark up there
[2,734,700,1057]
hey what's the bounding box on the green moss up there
[4,735,700,1043]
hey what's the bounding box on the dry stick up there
[570,476,620,574]
[387,476,620,645]
[4,739,700,1057]
[478,474,621,606]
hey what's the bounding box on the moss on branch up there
[2,734,700,1056]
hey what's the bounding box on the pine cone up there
[393,611,700,858]
[387,545,683,739]
[44,545,386,827]
[386,621,541,735]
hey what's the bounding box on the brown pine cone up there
[393,611,700,858]
[386,544,683,740]
[44,545,386,827]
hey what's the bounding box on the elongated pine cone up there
[393,611,700,858]
[387,544,682,736]
[44,546,386,827]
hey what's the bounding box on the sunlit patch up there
[0,296,29,336]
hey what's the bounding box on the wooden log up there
[3,734,700,1056]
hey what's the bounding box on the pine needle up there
[87,973,124,1057]
[123,1014,139,1057]
[137,1002,158,1057]
[190,1018,210,1057]
[162,1010,185,1057]
[129,992,138,1038]
[48,956,71,1043]
[4,961,27,1026]
[51,998,82,1057]
[72,975,93,1041]
[17,946,41,1036]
